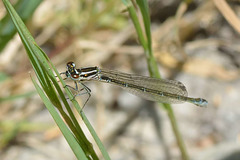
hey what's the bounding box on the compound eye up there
[66,62,75,69]
[71,74,79,79]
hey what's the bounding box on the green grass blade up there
[0,0,42,52]
[81,112,111,160]
[121,0,159,77]
[121,1,190,159]
[2,0,101,159]
[121,0,147,51]
[2,0,110,159]
[0,91,36,103]
[32,77,88,160]
[36,44,110,159]
[136,0,152,56]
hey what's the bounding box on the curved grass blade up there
[32,77,88,160]
[2,0,106,159]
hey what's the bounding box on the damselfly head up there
[66,62,75,69]
[65,62,81,80]
[66,62,77,74]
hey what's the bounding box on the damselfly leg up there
[63,81,91,109]
[59,72,91,109]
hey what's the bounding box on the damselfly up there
[60,62,208,108]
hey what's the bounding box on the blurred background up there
[1,0,240,159]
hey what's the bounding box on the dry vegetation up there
[0,0,240,159]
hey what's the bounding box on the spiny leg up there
[64,81,81,92]
[76,82,91,111]
[64,81,91,111]
[57,73,91,110]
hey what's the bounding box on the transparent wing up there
[98,68,188,104]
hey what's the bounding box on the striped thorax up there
[65,62,99,81]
